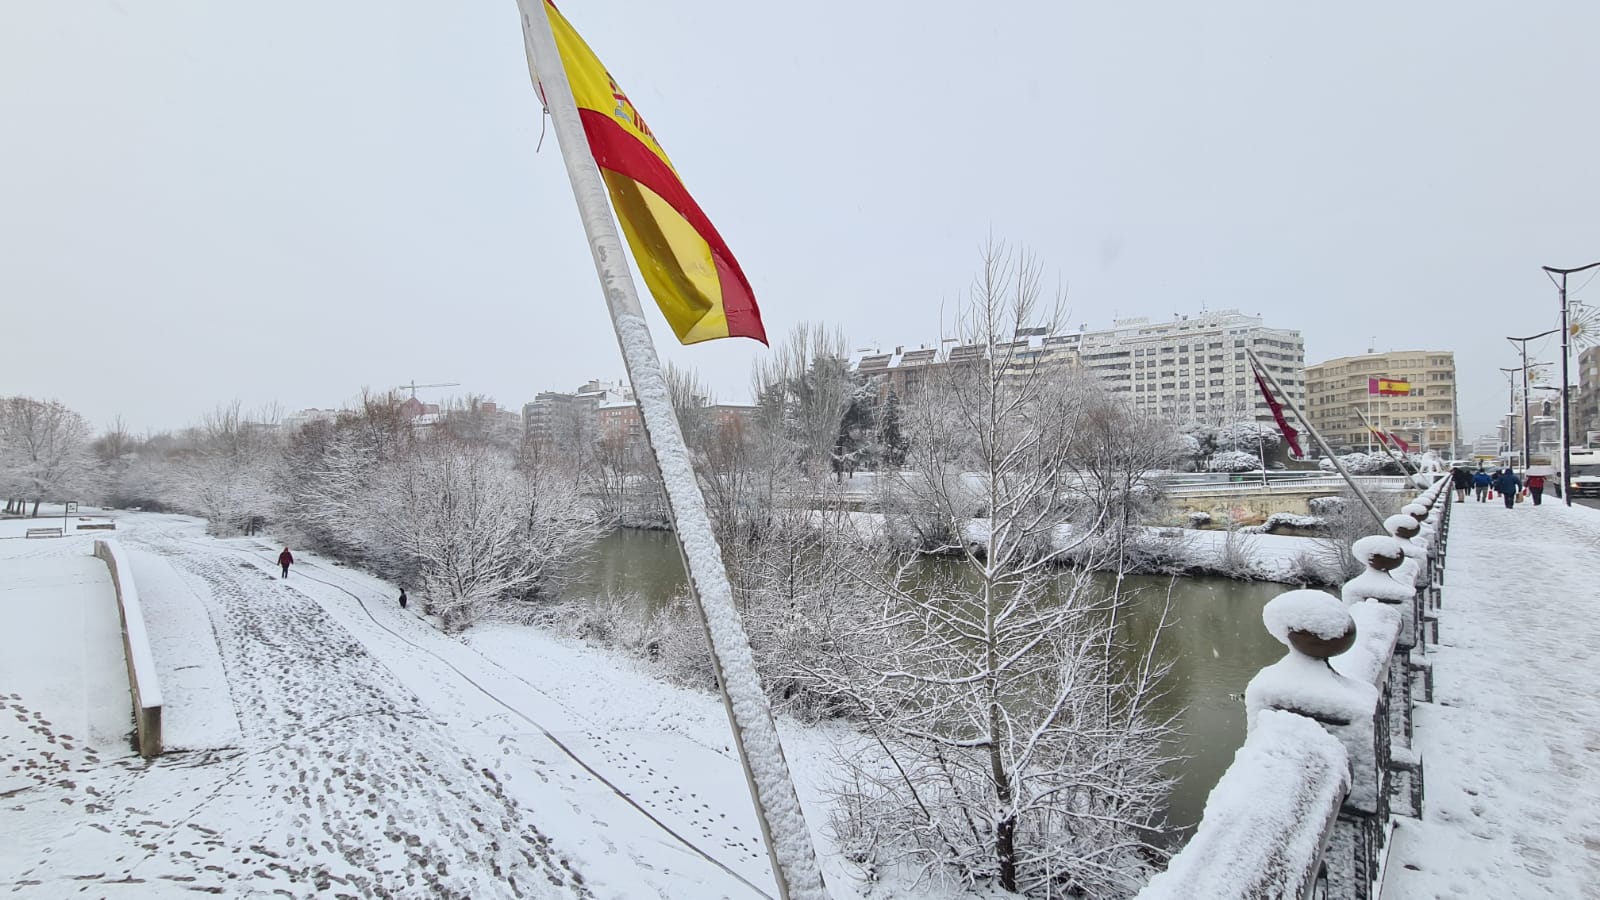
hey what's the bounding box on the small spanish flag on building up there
[1368,377,1411,396]
[538,2,767,345]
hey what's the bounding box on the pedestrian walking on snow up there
[1495,469,1521,509]
[1451,466,1472,502]
[1473,469,1491,502]
[399,588,408,610]
[1526,473,1546,506]
[278,547,294,578]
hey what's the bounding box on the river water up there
[568,528,1290,840]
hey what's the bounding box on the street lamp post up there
[1507,330,1558,470]
[1543,262,1600,507]
[1498,367,1521,462]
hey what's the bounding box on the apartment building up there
[1577,345,1600,444]
[1082,311,1304,422]
[522,379,632,449]
[1305,351,1458,455]
[851,309,1304,425]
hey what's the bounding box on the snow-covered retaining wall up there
[93,538,163,757]
[1140,475,1450,900]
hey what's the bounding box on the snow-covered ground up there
[1382,499,1600,898]
[0,512,1005,899]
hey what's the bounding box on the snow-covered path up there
[5,515,594,898]
[1383,499,1600,898]
[2,512,823,899]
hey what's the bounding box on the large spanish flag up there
[540,2,766,345]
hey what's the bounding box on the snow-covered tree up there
[0,397,99,515]
[1215,419,1280,453]
[1066,388,1183,548]
[752,322,854,480]
[172,402,281,535]
[376,437,599,632]
[813,243,1173,897]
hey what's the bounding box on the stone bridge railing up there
[1140,475,1450,900]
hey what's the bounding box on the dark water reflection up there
[568,529,1289,840]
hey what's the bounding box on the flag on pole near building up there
[1388,433,1412,453]
[1253,369,1304,458]
[1368,377,1411,396]
[536,1,767,345]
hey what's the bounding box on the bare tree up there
[812,243,1173,897]
[1066,386,1183,552]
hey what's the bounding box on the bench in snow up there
[26,527,64,538]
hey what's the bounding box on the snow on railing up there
[1139,475,1450,900]
[93,538,163,757]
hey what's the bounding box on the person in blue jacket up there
[1494,468,1521,509]
[1472,469,1492,502]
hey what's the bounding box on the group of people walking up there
[1450,466,1546,507]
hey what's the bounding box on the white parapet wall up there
[1140,710,1349,900]
[92,538,163,757]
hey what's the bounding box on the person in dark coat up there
[1494,469,1521,509]
[278,547,294,578]
[1526,473,1546,506]
[1450,466,1472,502]
[1472,469,1492,502]
[399,588,408,610]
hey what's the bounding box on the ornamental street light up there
[1507,331,1558,470]
[1543,262,1600,507]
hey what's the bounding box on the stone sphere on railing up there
[1384,514,1421,541]
[1264,589,1358,660]
[1352,535,1407,572]
[1402,503,1428,522]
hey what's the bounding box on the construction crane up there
[396,380,460,398]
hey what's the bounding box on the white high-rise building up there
[850,310,1303,424]
[1075,310,1304,423]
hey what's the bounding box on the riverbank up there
[810,510,1338,585]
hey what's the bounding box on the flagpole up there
[1248,350,1388,529]
[513,4,826,898]
[1350,405,1417,476]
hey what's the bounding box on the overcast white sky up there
[4,1,1598,440]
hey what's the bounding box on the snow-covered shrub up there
[1257,512,1324,535]
[1307,496,1348,516]
[1317,452,1403,476]
[1213,527,1261,579]
[554,591,668,658]
[1216,420,1280,453]
[1206,450,1261,473]
[1187,511,1212,528]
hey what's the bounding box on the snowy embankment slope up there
[1,512,1000,900]
[1382,500,1600,898]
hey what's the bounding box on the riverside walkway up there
[1382,498,1600,898]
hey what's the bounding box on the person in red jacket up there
[1526,473,1546,506]
[278,547,294,578]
